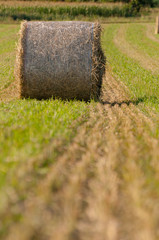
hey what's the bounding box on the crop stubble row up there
[0,68,158,240]
[114,24,159,74]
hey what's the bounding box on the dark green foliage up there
[0,5,141,21]
[123,0,156,15]
[127,0,156,12]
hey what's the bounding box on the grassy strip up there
[0,24,89,189]
[0,98,89,238]
[0,24,90,237]
[102,24,159,113]
[126,23,159,59]
[0,24,19,90]
[0,99,89,188]
[0,5,139,21]
[103,26,159,231]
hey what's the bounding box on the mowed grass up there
[0,100,88,187]
[0,24,89,190]
[126,23,159,60]
[0,23,159,239]
[0,24,19,90]
[1,23,159,190]
[102,24,159,114]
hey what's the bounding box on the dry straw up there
[15,21,105,100]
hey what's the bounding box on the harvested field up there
[0,1,124,7]
[2,69,159,240]
[0,23,159,239]
[113,24,159,73]
[103,24,159,112]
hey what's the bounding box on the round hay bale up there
[15,21,105,100]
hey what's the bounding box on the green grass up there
[0,24,19,90]
[1,23,159,188]
[0,99,89,188]
[0,25,90,236]
[102,25,159,229]
[1,23,159,191]
[102,24,159,113]
[0,22,159,239]
[0,24,89,190]
[126,23,159,59]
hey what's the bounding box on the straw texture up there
[15,21,105,100]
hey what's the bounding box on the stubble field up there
[0,22,159,239]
